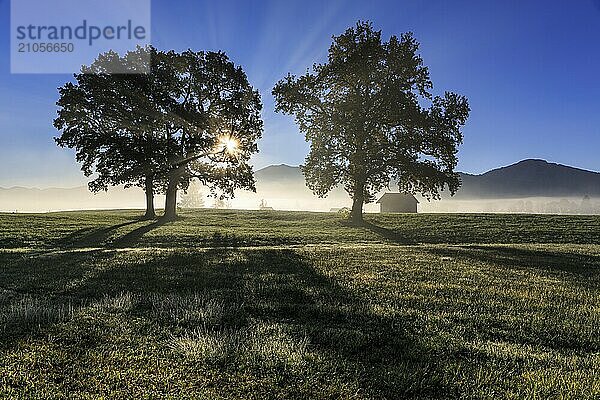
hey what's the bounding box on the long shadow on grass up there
[421,244,600,353]
[361,221,418,245]
[94,248,459,397]
[53,219,144,249]
[0,249,113,349]
[0,247,459,398]
[109,219,167,248]
[426,245,600,284]
[108,219,247,249]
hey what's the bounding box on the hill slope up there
[457,159,600,198]
[255,159,600,199]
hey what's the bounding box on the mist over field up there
[419,196,600,214]
[2,159,596,214]
[0,186,161,214]
[1,159,599,215]
[1,183,598,215]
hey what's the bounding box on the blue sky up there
[1,0,599,187]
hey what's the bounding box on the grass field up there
[1,210,599,399]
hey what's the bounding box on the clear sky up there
[1,0,599,187]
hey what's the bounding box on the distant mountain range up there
[255,159,600,199]
[1,159,598,212]
[456,159,600,198]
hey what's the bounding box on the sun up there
[218,136,240,155]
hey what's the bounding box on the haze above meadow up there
[1,159,600,214]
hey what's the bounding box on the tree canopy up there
[55,47,263,220]
[55,47,169,218]
[158,49,263,219]
[273,21,470,223]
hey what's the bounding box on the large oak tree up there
[273,21,470,223]
[55,47,263,220]
[159,50,263,220]
[55,47,171,219]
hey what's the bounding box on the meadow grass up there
[0,209,599,398]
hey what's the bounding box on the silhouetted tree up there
[54,47,170,219]
[159,50,263,220]
[55,47,263,221]
[212,197,231,209]
[178,179,206,209]
[273,21,470,223]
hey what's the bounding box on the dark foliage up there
[273,21,470,223]
[54,47,263,220]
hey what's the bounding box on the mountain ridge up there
[456,159,600,198]
[256,159,600,199]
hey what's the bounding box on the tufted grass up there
[0,209,599,398]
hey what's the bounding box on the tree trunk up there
[350,194,364,224]
[143,175,156,220]
[163,167,182,220]
[350,179,365,224]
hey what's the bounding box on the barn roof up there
[376,193,419,204]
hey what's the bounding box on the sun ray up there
[217,135,240,155]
